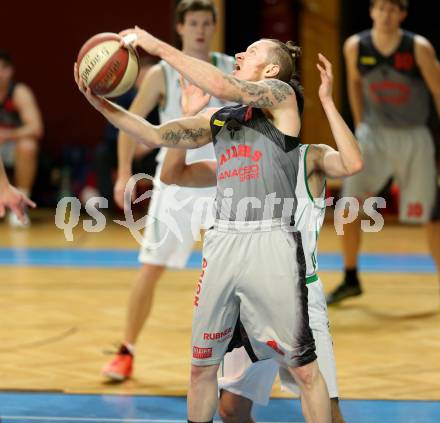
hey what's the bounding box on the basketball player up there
[159,77,347,423]
[0,49,43,227]
[0,157,35,224]
[327,0,440,304]
[75,27,364,421]
[103,0,235,381]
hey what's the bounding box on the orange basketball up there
[77,32,139,98]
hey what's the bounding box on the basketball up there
[77,32,139,98]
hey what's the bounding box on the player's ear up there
[264,63,280,78]
[176,22,184,37]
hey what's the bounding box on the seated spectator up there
[0,49,43,227]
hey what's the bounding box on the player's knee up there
[140,263,165,282]
[190,364,218,385]
[217,401,236,423]
[218,395,251,423]
[290,361,318,391]
[217,404,240,423]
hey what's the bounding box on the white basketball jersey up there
[156,52,235,167]
[295,144,326,280]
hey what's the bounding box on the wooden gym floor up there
[0,209,439,400]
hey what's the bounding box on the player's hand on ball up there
[73,62,107,111]
[119,26,162,56]
[317,53,333,103]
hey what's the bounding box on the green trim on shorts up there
[306,273,319,284]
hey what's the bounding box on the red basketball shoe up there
[102,344,133,381]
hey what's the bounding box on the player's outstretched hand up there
[0,183,36,225]
[73,62,108,112]
[119,26,162,57]
[316,53,333,104]
[179,75,211,117]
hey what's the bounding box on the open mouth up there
[235,64,241,71]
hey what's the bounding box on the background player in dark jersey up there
[0,49,43,227]
[0,156,35,224]
[327,0,440,304]
[75,28,363,422]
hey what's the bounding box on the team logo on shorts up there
[266,340,285,356]
[193,346,213,359]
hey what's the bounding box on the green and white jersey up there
[295,144,326,282]
[156,52,235,167]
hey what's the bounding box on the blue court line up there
[0,248,436,272]
[0,393,439,423]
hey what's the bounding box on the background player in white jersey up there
[75,26,363,421]
[103,0,235,381]
[327,0,440,304]
[159,60,347,423]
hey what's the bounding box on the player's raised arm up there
[308,53,363,178]
[120,27,297,111]
[74,63,215,149]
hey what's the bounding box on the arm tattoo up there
[223,76,293,107]
[161,127,211,146]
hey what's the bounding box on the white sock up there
[123,343,135,355]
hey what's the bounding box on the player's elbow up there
[140,127,162,148]
[159,169,177,185]
[345,158,363,176]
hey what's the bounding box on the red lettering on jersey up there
[238,145,251,158]
[251,150,262,162]
[219,154,227,166]
[218,165,260,182]
[394,52,414,71]
[369,81,411,105]
[4,99,16,112]
[218,146,262,167]
[407,202,423,218]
